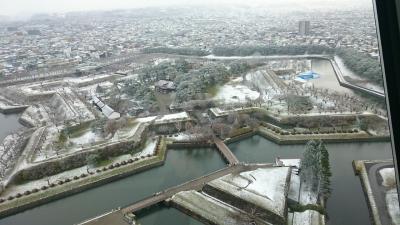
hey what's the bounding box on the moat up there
[0,112,392,225]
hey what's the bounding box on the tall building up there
[298,20,311,35]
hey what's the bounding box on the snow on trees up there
[300,140,332,200]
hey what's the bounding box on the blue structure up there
[295,71,320,81]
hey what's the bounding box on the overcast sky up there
[0,0,373,18]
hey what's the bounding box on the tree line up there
[142,47,210,56]
[336,48,383,85]
[212,45,335,56]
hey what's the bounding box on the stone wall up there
[203,184,286,225]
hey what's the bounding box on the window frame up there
[373,0,400,196]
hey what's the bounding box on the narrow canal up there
[228,135,393,225]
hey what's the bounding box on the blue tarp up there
[296,71,320,80]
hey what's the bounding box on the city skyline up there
[1,0,372,20]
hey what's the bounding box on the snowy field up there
[213,84,260,103]
[69,130,104,146]
[208,167,290,217]
[379,167,396,188]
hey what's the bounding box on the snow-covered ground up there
[0,132,25,179]
[78,81,114,93]
[69,130,104,146]
[1,166,89,198]
[377,167,400,224]
[50,87,95,122]
[2,138,158,198]
[172,190,255,225]
[112,122,140,141]
[64,74,113,85]
[213,84,260,103]
[386,188,400,225]
[379,167,396,188]
[134,112,190,124]
[292,210,323,225]
[155,112,189,123]
[208,167,290,217]
[168,132,193,141]
[299,179,318,205]
[246,70,282,100]
[112,138,158,162]
[280,159,301,168]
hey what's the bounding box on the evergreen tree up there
[301,140,332,200]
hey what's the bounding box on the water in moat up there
[0,111,395,225]
[0,113,23,141]
[0,147,225,225]
[136,204,203,225]
[228,135,393,225]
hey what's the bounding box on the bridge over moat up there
[78,163,274,225]
[213,137,239,165]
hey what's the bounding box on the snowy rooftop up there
[208,167,291,217]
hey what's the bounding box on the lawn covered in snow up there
[208,167,290,217]
[213,82,260,104]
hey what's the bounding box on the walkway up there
[79,163,274,225]
[329,58,385,99]
[213,137,239,165]
[121,163,273,214]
